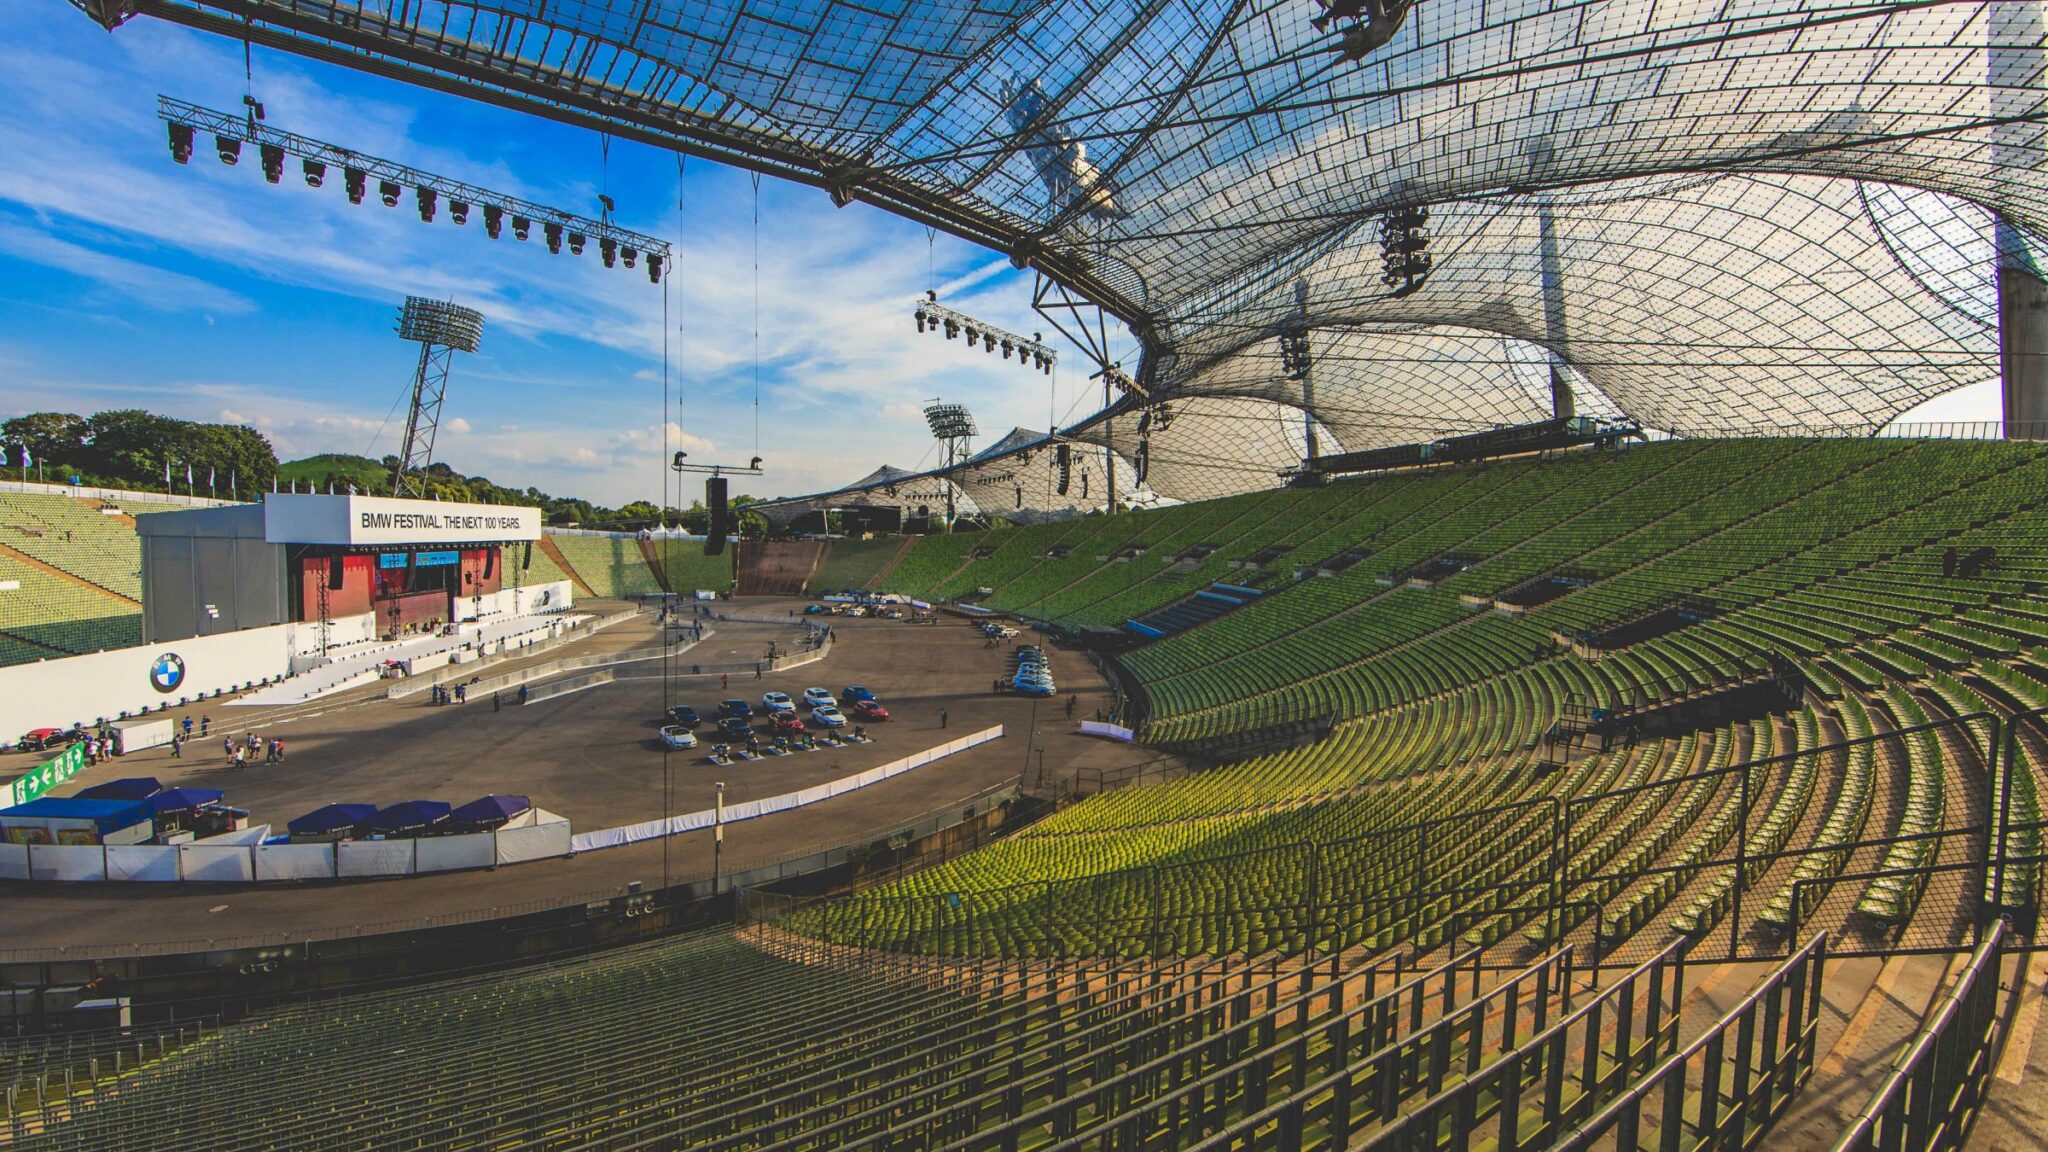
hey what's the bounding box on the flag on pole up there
[185,463,193,487]
[163,459,171,485]
[18,446,30,468]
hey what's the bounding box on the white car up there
[810,704,848,728]
[802,687,834,708]
[660,725,699,750]
[761,692,795,714]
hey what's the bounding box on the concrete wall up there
[0,622,298,739]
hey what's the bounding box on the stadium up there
[1,0,2046,1149]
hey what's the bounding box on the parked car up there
[15,727,79,753]
[811,704,848,728]
[761,691,795,714]
[850,700,890,722]
[716,716,754,740]
[1013,679,1056,697]
[769,711,805,734]
[665,705,702,728]
[840,685,877,703]
[718,699,753,719]
[660,725,699,750]
[802,687,835,708]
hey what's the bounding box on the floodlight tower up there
[923,401,977,532]
[392,296,485,497]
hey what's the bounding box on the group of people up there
[223,731,284,769]
[430,678,482,706]
[78,726,120,766]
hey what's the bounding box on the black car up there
[665,704,702,728]
[716,716,754,740]
[718,699,753,719]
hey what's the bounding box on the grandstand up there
[20,0,2048,1145]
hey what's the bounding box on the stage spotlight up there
[944,318,959,339]
[568,231,586,255]
[646,254,663,284]
[963,323,978,344]
[416,186,437,222]
[1001,338,1014,360]
[512,215,530,241]
[379,179,402,207]
[916,314,926,333]
[215,134,241,165]
[259,143,285,184]
[344,167,367,204]
[749,457,763,471]
[166,122,195,164]
[482,205,503,238]
[544,221,563,254]
[301,158,326,188]
[450,200,470,225]
[622,246,637,269]
[600,237,618,267]
[982,332,997,352]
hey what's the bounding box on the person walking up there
[518,683,530,705]
[940,708,949,730]
[721,673,729,690]
[200,715,210,737]
[493,692,501,712]
[169,734,182,759]
[1066,695,1077,719]
[223,737,234,762]
[181,716,194,739]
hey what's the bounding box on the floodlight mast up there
[923,402,977,531]
[392,297,485,498]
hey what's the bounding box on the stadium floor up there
[0,598,1177,957]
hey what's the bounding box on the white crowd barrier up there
[0,811,571,883]
[1079,721,1136,742]
[570,725,1004,853]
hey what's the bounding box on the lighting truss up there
[913,294,1057,374]
[158,95,672,284]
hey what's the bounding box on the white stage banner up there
[29,844,105,881]
[254,843,337,881]
[179,845,255,882]
[417,833,496,873]
[105,845,180,882]
[338,840,416,877]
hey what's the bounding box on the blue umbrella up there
[364,800,452,834]
[76,778,162,801]
[288,803,377,836]
[149,787,224,814]
[448,795,530,828]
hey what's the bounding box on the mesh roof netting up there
[96,0,2047,507]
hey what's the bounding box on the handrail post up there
[1733,764,1750,962]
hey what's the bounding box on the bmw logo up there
[150,652,186,694]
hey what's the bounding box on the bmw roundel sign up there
[149,652,186,694]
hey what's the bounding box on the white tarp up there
[569,726,1003,853]
[496,815,571,864]
[178,845,254,882]
[1080,721,1136,742]
[416,833,496,873]
[105,845,180,881]
[0,842,28,880]
[338,839,416,877]
[29,844,105,881]
[254,843,337,881]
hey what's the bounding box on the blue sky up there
[0,6,1131,505]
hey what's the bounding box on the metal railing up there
[1830,918,2009,1152]
[1551,931,1828,1151]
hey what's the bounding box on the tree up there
[86,409,182,483]
[1,412,88,468]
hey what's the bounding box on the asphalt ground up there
[0,598,1178,956]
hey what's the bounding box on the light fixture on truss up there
[914,292,1057,374]
[158,95,671,284]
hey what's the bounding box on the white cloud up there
[446,417,472,434]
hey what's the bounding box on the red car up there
[850,700,890,722]
[769,711,806,734]
[16,727,79,753]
